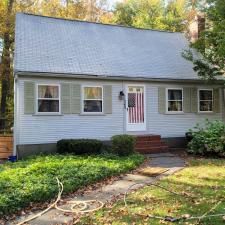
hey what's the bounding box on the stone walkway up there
[10,152,185,225]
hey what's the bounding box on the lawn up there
[0,153,144,216]
[79,157,225,225]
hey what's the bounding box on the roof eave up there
[14,71,225,84]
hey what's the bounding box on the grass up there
[79,157,225,225]
[0,153,144,216]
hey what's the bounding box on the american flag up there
[128,92,144,123]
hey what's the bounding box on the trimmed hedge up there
[57,139,103,155]
[111,134,136,156]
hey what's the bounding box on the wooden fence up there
[0,135,13,159]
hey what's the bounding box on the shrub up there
[111,134,136,156]
[187,120,225,156]
[57,139,103,155]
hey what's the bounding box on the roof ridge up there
[17,12,182,34]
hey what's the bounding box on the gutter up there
[14,71,225,85]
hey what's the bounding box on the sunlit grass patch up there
[79,158,225,225]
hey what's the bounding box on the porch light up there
[119,91,125,100]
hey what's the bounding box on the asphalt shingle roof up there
[14,13,199,80]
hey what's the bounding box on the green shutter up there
[191,87,198,113]
[158,87,166,113]
[71,84,81,114]
[61,83,71,114]
[103,85,112,114]
[183,87,191,113]
[24,82,35,114]
[213,88,220,113]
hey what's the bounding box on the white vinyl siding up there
[17,78,123,144]
[16,77,223,146]
[145,85,222,137]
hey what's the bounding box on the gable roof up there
[14,13,199,80]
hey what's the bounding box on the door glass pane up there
[128,93,136,107]
[84,87,102,99]
[129,87,133,92]
[128,87,144,93]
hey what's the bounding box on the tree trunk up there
[0,0,14,131]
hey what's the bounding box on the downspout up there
[122,80,125,135]
[13,74,18,156]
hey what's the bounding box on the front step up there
[135,140,167,148]
[136,135,161,141]
[135,135,169,154]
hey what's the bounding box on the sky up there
[108,0,122,9]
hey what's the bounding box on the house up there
[14,13,224,158]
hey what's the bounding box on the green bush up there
[0,153,144,216]
[57,139,103,155]
[187,120,225,156]
[111,134,136,156]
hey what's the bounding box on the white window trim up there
[81,85,104,114]
[166,88,183,114]
[36,84,61,115]
[198,89,213,113]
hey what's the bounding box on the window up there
[199,89,213,112]
[83,86,103,113]
[37,85,60,113]
[167,89,183,112]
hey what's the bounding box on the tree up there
[113,0,189,32]
[39,0,109,22]
[0,0,14,131]
[162,0,187,32]
[113,1,136,26]
[0,0,41,132]
[183,0,225,81]
[113,0,165,29]
[133,0,165,30]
